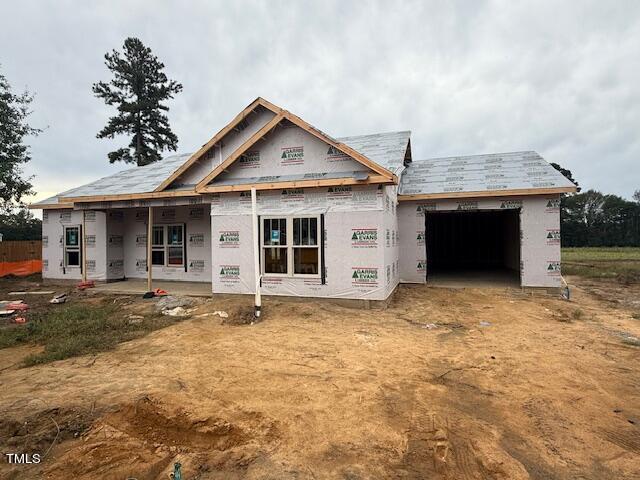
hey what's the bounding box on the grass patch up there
[0,300,184,366]
[562,247,640,282]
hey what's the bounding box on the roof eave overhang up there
[54,189,200,205]
[28,202,74,210]
[397,186,577,201]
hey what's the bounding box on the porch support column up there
[147,206,153,292]
[82,210,87,282]
[251,187,261,318]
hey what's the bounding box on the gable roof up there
[398,151,577,200]
[154,97,281,192]
[193,102,398,191]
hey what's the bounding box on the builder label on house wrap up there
[545,198,561,212]
[135,259,147,272]
[327,186,353,201]
[218,231,239,248]
[108,235,123,247]
[351,228,378,248]
[352,189,378,209]
[239,151,260,169]
[84,211,96,222]
[500,200,523,209]
[135,234,147,247]
[352,267,379,286]
[547,261,561,275]
[135,210,147,222]
[457,201,479,211]
[85,235,96,248]
[417,261,426,274]
[280,146,304,166]
[189,233,205,247]
[42,236,48,248]
[416,231,425,246]
[108,259,124,275]
[326,145,350,162]
[42,259,48,272]
[189,260,205,273]
[60,212,72,223]
[86,260,96,273]
[546,229,561,245]
[160,209,175,221]
[219,265,240,283]
[281,188,304,203]
[189,207,205,219]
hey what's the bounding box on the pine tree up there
[93,37,183,166]
[0,68,41,214]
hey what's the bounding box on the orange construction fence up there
[0,241,42,277]
[0,259,42,277]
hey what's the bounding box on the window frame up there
[151,226,165,266]
[260,215,320,278]
[63,225,82,268]
[151,224,185,268]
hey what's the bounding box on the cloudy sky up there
[1,0,639,206]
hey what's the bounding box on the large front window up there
[152,224,184,267]
[261,216,319,277]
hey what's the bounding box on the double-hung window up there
[151,224,184,267]
[151,226,165,266]
[64,226,81,267]
[261,216,319,277]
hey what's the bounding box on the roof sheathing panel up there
[398,151,576,196]
[338,131,411,175]
[56,153,192,199]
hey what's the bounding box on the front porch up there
[94,279,212,297]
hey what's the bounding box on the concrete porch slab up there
[93,279,212,297]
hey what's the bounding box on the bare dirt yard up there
[0,276,639,479]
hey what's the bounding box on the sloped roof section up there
[45,153,193,202]
[398,151,577,197]
[338,131,411,175]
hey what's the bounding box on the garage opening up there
[425,210,521,288]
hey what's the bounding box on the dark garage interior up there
[425,210,521,287]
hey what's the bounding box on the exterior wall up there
[174,106,277,186]
[122,205,212,282]
[397,195,562,288]
[211,185,390,300]
[217,123,368,182]
[42,209,109,281]
[382,185,400,298]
